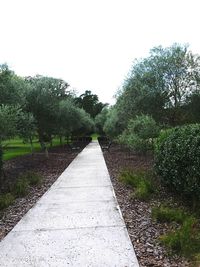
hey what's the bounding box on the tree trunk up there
[45,146,49,158]
[29,137,34,155]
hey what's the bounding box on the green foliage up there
[21,171,43,186]
[0,64,26,106]
[115,44,200,126]
[95,108,108,134]
[160,217,200,258]
[0,193,15,210]
[119,115,160,153]
[152,205,187,224]
[155,124,200,205]
[154,128,174,153]
[103,107,124,138]
[119,169,155,201]
[75,90,107,118]
[16,111,36,149]
[13,177,29,197]
[0,145,3,179]
[0,105,18,141]
[134,179,154,201]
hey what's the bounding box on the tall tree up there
[75,90,107,118]
[25,75,70,157]
[117,44,200,126]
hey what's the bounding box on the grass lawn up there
[2,138,61,161]
[91,133,99,140]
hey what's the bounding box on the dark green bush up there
[13,178,29,197]
[155,124,200,206]
[154,128,174,153]
[0,193,15,210]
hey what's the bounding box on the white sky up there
[1,0,200,104]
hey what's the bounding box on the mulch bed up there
[103,144,190,267]
[0,145,80,241]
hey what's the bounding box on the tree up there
[75,90,107,118]
[117,44,200,126]
[0,105,18,185]
[16,111,36,154]
[25,75,70,157]
[0,64,27,105]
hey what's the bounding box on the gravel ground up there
[0,145,81,240]
[103,144,190,267]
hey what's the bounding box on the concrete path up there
[0,141,139,267]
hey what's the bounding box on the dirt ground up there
[103,143,190,267]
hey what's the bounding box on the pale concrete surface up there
[0,141,139,267]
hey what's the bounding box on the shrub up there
[155,124,200,207]
[22,171,43,186]
[0,145,3,176]
[0,193,15,210]
[160,217,200,258]
[152,205,187,224]
[119,115,160,153]
[154,128,174,153]
[119,169,155,201]
[13,178,29,197]
[119,169,140,187]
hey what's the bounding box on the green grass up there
[0,193,15,210]
[152,205,200,259]
[91,133,99,140]
[152,205,187,224]
[119,169,155,201]
[2,137,61,161]
[20,171,43,186]
[160,217,200,258]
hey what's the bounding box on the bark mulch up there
[0,145,80,241]
[103,144,190,267]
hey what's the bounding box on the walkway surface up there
[0,141,139,267]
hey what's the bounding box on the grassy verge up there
[2,138,61,161]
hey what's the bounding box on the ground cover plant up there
[119,169,155,201]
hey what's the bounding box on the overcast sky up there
[1,0,200,104]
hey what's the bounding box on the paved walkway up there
[0,141,139,267]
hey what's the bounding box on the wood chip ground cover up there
[103,144,190,267]
[0,146,79,240]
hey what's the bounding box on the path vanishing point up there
[0,141,139,267]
